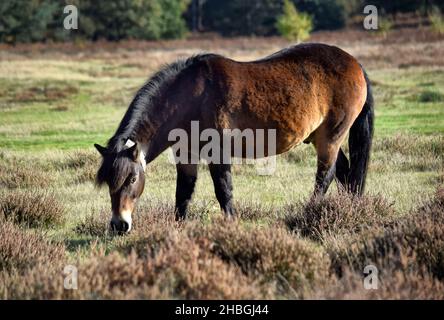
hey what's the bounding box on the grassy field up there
[0,28,443,299]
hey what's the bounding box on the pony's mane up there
[96,53,220,189]
[106,53,218,153]
[96,152,134,192]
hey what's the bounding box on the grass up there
[0,30,443,299]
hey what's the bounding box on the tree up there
[0,0,58,43]
[202,0,281,36]
[0,0,190,43]
[276,0,313,41]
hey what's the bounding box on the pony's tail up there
[348,68,374,195]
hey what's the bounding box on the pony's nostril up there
[121,221,130,233]
[110,221,118,232]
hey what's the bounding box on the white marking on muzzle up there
[120,210,132,232]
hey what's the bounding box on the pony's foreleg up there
[175,163,198,221]
[208,163,235,217]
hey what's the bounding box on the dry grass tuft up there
[0,190,65,228]
[284,193,395,241]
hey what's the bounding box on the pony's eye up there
[130,176,137,184]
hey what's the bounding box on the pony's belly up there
[224,125,311,159]
[222,108,324,158]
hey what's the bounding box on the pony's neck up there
[108,55,205,164]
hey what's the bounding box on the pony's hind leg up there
[314,148,338,196]
[175,163,198,221]
[335,148,349,190]
[312,127,347,197]
[208,163,235,217]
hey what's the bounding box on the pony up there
[95,43,374,233]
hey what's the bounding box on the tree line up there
[0,0,442,43]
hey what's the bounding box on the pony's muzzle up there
[110,215,132,234]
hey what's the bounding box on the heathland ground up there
[0,27,443,299]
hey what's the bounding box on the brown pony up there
[95,43,374,234]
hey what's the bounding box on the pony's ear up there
[126,143,139,161]
[94,144,108,156]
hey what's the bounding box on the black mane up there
[96,53,219,189]
[106,53,218,153]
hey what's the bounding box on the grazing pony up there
[95,43,374,233]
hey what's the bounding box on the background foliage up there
[0,0,443,43]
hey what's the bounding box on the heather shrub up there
[329,189,444,279]
[194,220,330,295]
[74,209,109,237]
[0,190,65,228]
[57,150,100,184]
[0,161,53,189]
[285,193,395,241]
[0,219,65,273]
[313,267,444,299]
[2,237,268,299]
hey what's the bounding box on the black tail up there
[348,69,374,194]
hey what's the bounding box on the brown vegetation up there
[1,186,444,299]
[0,190,65,227]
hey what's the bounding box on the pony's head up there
[94,142,146,234]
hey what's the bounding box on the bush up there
[0,0,190,43]
[0,162,53,189]
[202,0,282,37]
[377,17,393,37]
[429,8,444,35]
[285,193,395,241]
[57,150,100,184]
[0,219,65,272]
[314,267,444,299]
[329,188,444,279]
[201,0,345,37]
[276,0,313,42]
[0,0,59,43]
[0,190,65,228]
[197,220,330,294]
[418,90,444,103]
[295,0,346,30]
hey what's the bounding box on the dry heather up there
[313,267,444,300]
[0,158,53,189]
[193,220,331,295]
[0,219,66,273]
[0,190,65,228]
[326,189,444,283]
[74,208,110,237]
[285,193,396,242]
[1,187,444,299]
[1,241,268,300]
[371,134,443,172]
[56,150,101,184]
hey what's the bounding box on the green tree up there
[276,0,313,41]
[0,0,190,43]
[202,0,282,36]
[159,0,190,39]
[0,0,58,43]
